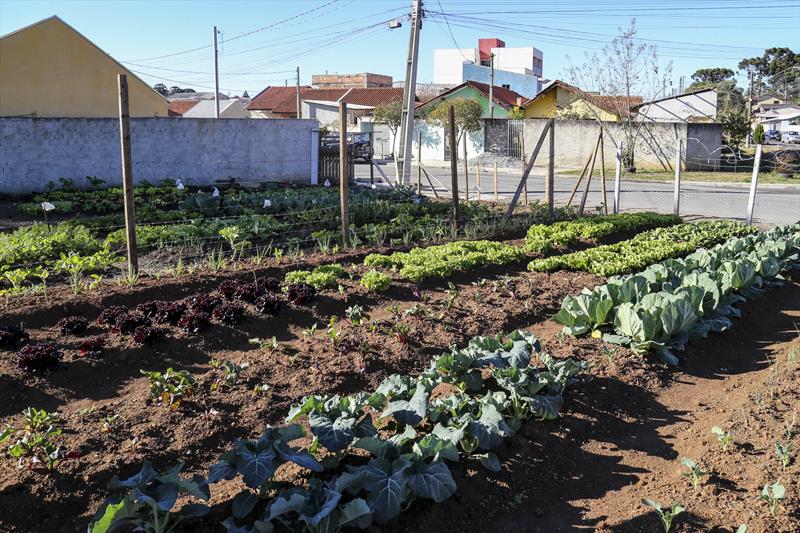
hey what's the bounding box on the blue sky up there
[2,0,798,97]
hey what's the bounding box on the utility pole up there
[746,68,753,147]
[489,53,495,119]
[296,66,302,119]
[213,26,220,119]
[397,0,423,185]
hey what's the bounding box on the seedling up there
[253,383,270,397]
[206,248,227,273]
[1,407,63,470]
[681,457,708,493]
[102,414,120,434]
[784,410,796,440]
[249,336,278,353]
[211,360,248,391]
[326,317,342,347]
[445,282,459,310]
[711,426,734,451]
[642,499,684,533]
[404,303,428,317]
[140,368,195,409]
[775,442,794,471]
[392,323,411,345]
[303,323,318,341]
[387,303,402,318]
[759,482,785,517]
[345,305,367,326]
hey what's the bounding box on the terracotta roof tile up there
[271,88,349,115]
[246,86,309,111]
[168,100,200,117]
[340,88,406,107]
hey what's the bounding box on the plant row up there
[88,330,584,532]
[364,240,526,282]
[553,224,800,364]
[524,212,680,254]
[529,220,756,276]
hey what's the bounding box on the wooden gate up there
[318,143,354,183]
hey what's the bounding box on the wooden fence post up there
[599,129,607,214]
[520,134,528,206]
[417,131,422,195]
[613,143,623,214]
[746,144,762,225]
[546,119,554,218]
[117,74,138,276]
[449,106,459,236]
[673,138,682,215]
[578,135,599,216]
[463,134,469,201]
[339,102,350,247]
[504,120,552,220]
[567,131,601,207]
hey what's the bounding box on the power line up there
[436,0,473,63]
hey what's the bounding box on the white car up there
[781,131,800,144]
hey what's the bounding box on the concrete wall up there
[484,119,722,171]
[0,117,319,194]
[433,48,479,85]
[412,119,483,161]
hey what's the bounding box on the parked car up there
[319,132,373,161]
[781,131,800,144]
[765,130,781,142]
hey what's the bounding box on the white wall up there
[411,119,483,161]
[433,48,479,85]
[492,46,543,77]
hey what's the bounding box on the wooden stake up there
[567,131,601,207]
[493,162,498,202]
[449,106,459,235]
[420,166,440,198]
[546,118,554,218]
[578,133,599,216]
[117,74,138,276]
[505,120,552,219]
[476,165,481,201]
[339,102,350,247]
[520,134,527,206]
[599,129,608,214]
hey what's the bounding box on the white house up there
[754,104,800,134]
[632,89,718,123]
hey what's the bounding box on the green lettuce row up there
[284,264,347,291]
[89,331,584,533]
[553,224,800,364]
[528,220,756,276]
[364,240,526,282]
[524,212,681,254]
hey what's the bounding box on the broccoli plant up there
[759,482,786,517]
[681,457,708,493]
[88,461,210,533]
[711,426,734,451]
[642,499,685,533]
[1,407,63,470]
[141,368,195,409]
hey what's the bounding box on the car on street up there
[765,130,781,142]
[781,131,800,144]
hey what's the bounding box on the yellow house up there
[0,16,168,118]
[523,80,641,122]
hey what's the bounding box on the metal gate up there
[507,119,524,159]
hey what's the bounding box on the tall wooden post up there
[463,135,469,201]
[520,134,527,205]
[546,119,555,218]
[417,131,422,194]
[613,143,622,214]
[493,162,498,203]
[599,129,608,214]
[449,106,459,236]
[673,138,682,215]
[117,75,138,276]
[339,102,350,246]
[746,144,762,225]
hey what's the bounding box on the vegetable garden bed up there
[0,216,797,533]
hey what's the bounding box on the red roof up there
[246,86,310,111]
[416,81,525,110]
[168,100,200,117]
[340,87,406,107]
[271,88,349,115]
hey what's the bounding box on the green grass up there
[561,169,798,185]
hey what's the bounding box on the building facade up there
[0,16,168,118]
[311,73,393,89]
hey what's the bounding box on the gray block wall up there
[0,117,319,194]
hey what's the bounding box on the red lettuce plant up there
[254,293,282,315]
[178,312,210,334]
[187,294,222,315]
[133,326,162,345]
[212,303,245,326]
[0,324,29,349]
[112,312,150,335]
[97,306,128,326]
[154,302,186,325]
[284,283,316,305]
[56,316,89,335]
[79,336,106,357]
[18,342,62,372]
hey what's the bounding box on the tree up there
[721,108,750,146]
[426,97,483,145]
[373,100,403,156]
[507,106,525,119]
[739,47,800,99]
[753,123,766,145]
[690,68,735,85]
[565,19,673,169]
[153,83,169,96]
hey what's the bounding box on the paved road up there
[355,161,800,226]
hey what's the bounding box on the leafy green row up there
[89,331,584,532]
[0,224,103,273]
[553,225,800,364]
[524,212,680,254]
[285,264,348,290]
[529,220,756,276]
[364,240,526,282]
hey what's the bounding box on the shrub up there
[56,316,89,335]
[18,342,62,372]
[0,324,29,349]
[360,270,392,292]
[753,124,766,144]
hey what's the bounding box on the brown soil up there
[1,245,796,532]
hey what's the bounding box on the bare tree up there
[565,19,673,170]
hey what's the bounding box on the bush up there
[360,270,392,292]
[753,124,766,145]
